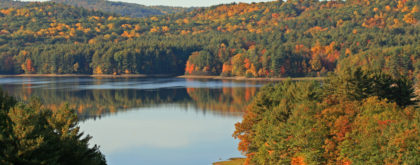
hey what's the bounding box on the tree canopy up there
[234,67,419,164]
[0,89,106,165]
[0,0,190,17]
[0,0,419,81]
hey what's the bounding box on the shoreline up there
[0,74,325,81]
[177,75,325,81]
[0,74,174,78]
[213,158,246,165]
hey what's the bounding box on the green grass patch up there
[213,158,246,165]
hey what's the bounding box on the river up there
[0,77,268,165]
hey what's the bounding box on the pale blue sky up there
[21,0,275,7]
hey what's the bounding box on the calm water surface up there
[0,77,267,165]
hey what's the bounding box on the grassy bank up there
[213,158,247,165]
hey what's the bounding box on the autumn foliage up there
[234,67,419,164]
[0,0,418,79]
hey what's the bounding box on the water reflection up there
[0,77,266,164]
[81,105,242,165]
[0,77,263,119]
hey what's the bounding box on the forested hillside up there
[0,0,419,80]
[51,0,190,17]
[0,0,189,17]
[0,0,26,9]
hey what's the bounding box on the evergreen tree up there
[0,89,106,165]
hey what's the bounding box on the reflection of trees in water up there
[186,87,257,116]
[2,82,259,120]
[3,84,191,120]
[185,79,260,116]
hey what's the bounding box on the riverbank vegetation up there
[0,89,106,164]
[234,67,419,164]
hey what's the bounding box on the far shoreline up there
[178,75,325,81]
[0,74,325,81]
[0,74,173,78]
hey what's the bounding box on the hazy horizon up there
[19,0,275,7]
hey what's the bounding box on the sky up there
[20,0,275,7]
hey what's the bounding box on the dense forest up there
[0,0,189,17]
[50,0,190,17]
[0,0,419,81]
[0,89,106,164]
[0,0,26,9]
[234,67,419,164]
